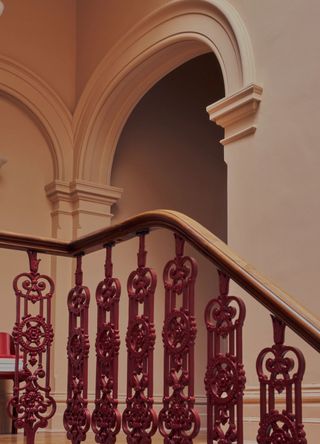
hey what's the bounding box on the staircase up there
[0,209,318,444]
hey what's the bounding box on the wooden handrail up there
[0,209,319,352]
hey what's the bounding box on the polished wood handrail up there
[0,209,319,352]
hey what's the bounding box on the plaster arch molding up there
[74,0,262,186]
[0,56,73,182]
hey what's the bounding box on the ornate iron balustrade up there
[0,209,319,444]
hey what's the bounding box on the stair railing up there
[0,209,319,444]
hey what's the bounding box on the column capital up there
[45,180,123,238]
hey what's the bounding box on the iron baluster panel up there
[92,243,121,443]
[256,315,307,443]
[8,250,56,444]
[159,233,200,444]
[63,255,91,443]
[122,232,158,444]
[204,271,246,443]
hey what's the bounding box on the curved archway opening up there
[111,52,226,238]
[110,52,226,404]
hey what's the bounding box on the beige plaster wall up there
[0,0,76,110]
[76,0,171,98]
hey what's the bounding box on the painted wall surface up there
[0,0,76,109]
[76,0,171,98]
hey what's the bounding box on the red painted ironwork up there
[63,255,91,443]
[92,243,121,443]
[204,270,246,444]
[122,232,158,444]
[8,250,56,444]
[159,233,200,444]
[256,315,307,443]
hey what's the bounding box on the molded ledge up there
[69,180,123,207]
[207,83,263,145]
[45,180,123,218]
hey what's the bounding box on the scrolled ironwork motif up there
[159,234,200,444]
[122,232,158,444]
[256,315,307,444]
[13,253,54,304]
[92,244,121,444]
[63,255,90,444]
[8,250,56,444]
[204,270,246,444]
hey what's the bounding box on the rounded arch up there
[0,56,73,181]
[74,0,257,184]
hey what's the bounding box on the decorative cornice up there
[207,83,263,145]
[69,180,123,206]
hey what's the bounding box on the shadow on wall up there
[111,52,226,240]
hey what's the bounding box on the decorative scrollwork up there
[92,391,121,443]
[128,268,155,303]
[96,279,120,311]
[64,255,90,444]
[123,395,158,444]
[205,295,244,337]
[162,309,196,355]
[159,394,200,443]
[123,233,158,444]
[8,250,56,443]
[96,323,120,364]
[67,328,90,369]
[126,316,155,358]
[257,411,306,444]
[12,314,54,355]
[8,375,56,429]
[92,244,121,444]
[204,270,246,443]
[63,377,91,443]
[164,257,196,295]
[205,355,246,405]
[67,286,90,316]
[159,234,199,444]
[256,316,307,444]
[13,255,54,304]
